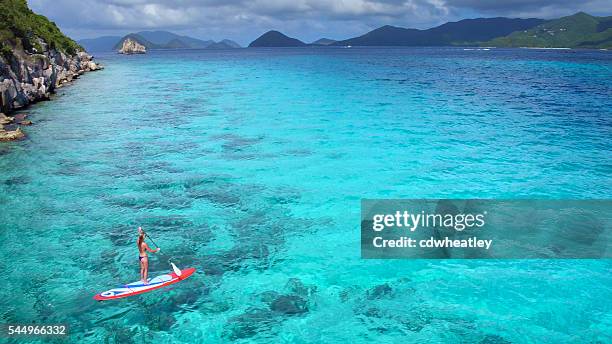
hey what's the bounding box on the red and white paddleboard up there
[94,267,196,301]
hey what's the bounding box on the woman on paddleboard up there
[138,227,159,284]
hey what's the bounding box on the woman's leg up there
[143,257,149,284]
[140,258,145,283]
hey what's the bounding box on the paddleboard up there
[94,267,195,301]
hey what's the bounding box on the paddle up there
[143,231,160,252]
[170,262,183,277]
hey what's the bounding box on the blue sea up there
[0,47,610,343]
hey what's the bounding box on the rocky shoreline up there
[0,46,102,141]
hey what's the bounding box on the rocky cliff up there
[118,37,146,54]
[0,48,100,114]
[0,0,101,140]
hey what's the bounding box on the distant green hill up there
[0,0,81,55]
[311,38,337,45]
[249,31,306,47]
[487,12,612,48]
[331,18,544,46]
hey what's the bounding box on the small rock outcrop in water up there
[0,113,30,140]
[0,114,24,141]
[270,295,308,315]
[0,113,12,125]
[118,38,146,54]
[0,0,101,141]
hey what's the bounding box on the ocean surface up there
[0,47,610,343]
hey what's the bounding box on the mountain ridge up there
[79,31,240,51]
[332,17,545,46]
[247,12,610,48]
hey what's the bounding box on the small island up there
[118,37,147,54]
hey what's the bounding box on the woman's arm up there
[145,243,160,253]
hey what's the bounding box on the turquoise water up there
[0,47,611,343]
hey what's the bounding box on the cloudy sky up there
[29,0,612,45]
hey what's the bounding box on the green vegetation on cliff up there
[487,12,612,49]
[0,0,82,56]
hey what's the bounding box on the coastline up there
[0,49,102,141]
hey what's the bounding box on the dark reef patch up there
[3,175,30,186]
[54,162,84,176]
[140,179,181,192]
[264,187,301,205]
[270,295,308,315]
[136,215,193,231]
[215,133,265,153]
[102,323,138,344]
[367,283,393,300]
[202,243,271,276]
[186,188,240,206]
[285,278,317,298]
[107,224,134,246]
[104,193,192,210]
[0,146,10,156]
[480,334,513,344]
[284,148,312,157]
[346,279,434,335]
[223,278,317,340]
[223,308,280,340]
[104,195,160,210]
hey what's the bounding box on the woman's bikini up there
[139,243,147,262]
